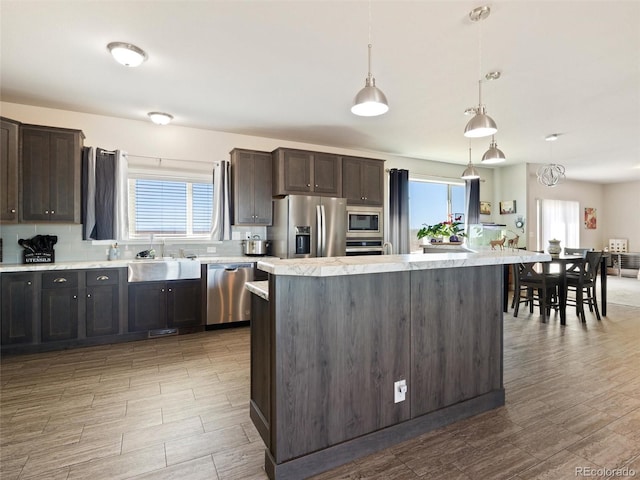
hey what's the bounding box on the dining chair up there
[566,250,603,322]
[564,247,590,257]
[512,262,561,322]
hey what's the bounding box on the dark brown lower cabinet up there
[86,269,120,337]
[128,279,201,332]
[167,280,202,328]
[1,272,37,344]
[41,271,79,342]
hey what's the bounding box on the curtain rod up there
[126,153,215,164]
[388,169,485,183]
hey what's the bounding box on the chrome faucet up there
[383,242,393,255]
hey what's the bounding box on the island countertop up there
[257,248,550,277]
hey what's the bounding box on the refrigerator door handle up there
[316,204,323,257]
[320,204,327,257]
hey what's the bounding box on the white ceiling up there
[1,0,639,184]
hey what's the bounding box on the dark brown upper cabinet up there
[1,117,20,223]
[342,156,385,206]
[20,124,84,223]
[231,148,273,225]
[272,148,341,197]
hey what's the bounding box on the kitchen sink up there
[127,259,201,282]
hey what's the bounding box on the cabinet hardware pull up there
[27,281,32,285]
[161,288,165,292]
[97,275,109,281]
[73,295,77,299]
[45,210,49,214]
[53,277,68,283]
[307,184,311,187]
[168,288,172,292]
[51,210,55,214]
[87,294,91,298]
[10,208,15,213]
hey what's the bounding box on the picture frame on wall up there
[499,200,516,214]
[584,207,597,229]
[480,201,491,215]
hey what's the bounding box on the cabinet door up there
[342,157,363,204]
[252,152,273,224]
[167,280,202,328]
[313,154,341,196]
[20,126,82,223]
[86,270,120,337]
[21,128,51,222]
[1,118,20,223]
[49,131,81,222]
[281,150,312,193]
[1,273,37,345]
[41,288,79,342]
[128,282,166,331]
[360,160,384,205]
[233,150,257,225]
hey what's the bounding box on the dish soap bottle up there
[108,243,119,261]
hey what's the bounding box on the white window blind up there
[128,178,213,238]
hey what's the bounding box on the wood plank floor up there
[2,296,639,479]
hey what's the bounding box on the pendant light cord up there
[367,0,372,77]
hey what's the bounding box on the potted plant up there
[417,220,465,244]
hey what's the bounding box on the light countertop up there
[257,249,551,277]
[245,281,269,301]
[0,256,276,273]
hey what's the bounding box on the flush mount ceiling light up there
[351,1,388,117]
[461,147,481,180]
[147,112,173,125]
[107,42,148,67]
[481,135,506,164]
[545,133,560,141]
[464,6,498,138]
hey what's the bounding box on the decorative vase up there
[449,235,460,243]
[548,239,562,255]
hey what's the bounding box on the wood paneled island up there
[247,249,549,480]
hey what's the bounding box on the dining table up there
[504,252,609,325]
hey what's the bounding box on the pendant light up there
[351,1,388,117]
[461,147,480,180]
[107,42,148,67]
[537,134,566,186]
[481,135,506,164]
[464,6,497,138]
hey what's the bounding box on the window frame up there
[126,171,213,240]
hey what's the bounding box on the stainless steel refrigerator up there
[267,196,347,258]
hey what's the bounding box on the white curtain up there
[114,150,129,241]
[211,160,231,240]
[537,199,579,251]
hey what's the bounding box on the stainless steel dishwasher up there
[206,263,254,325]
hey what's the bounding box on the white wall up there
[493,163,527,247]
[602,181,640,252]
[526,163,606,251]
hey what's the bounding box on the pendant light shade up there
[461,148,480,180]
[481,135,506,164]
[352,44,388,117]
[107,42,147,67]
[464,83,497,138]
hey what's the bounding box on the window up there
[536,199,579,251]
[128,178,213,238]
[409,179,466,252]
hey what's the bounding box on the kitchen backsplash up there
[0,224,267,264]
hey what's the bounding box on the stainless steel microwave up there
[346,206,383,238]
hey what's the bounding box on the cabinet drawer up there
[42,271,79,289]
[86,269,120,286]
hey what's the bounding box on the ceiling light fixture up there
[461,147,481,180]
[107,42,148,67]
[481,135,506,164]
[464,6,498,138]
[351,1,388,117]
[147,112,173,125]
[537,135,566,186]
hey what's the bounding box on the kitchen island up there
[248,249,549,480]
